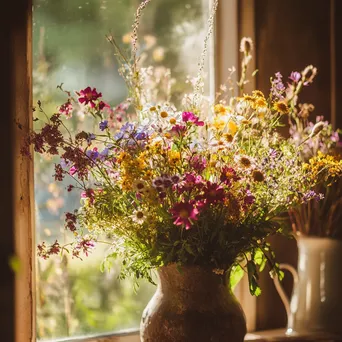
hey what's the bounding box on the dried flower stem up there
[193,0,219,109]
[131,0,152,72]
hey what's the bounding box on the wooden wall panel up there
[1,2,16,341]
[255,0,331,122]
[336,1,342,131]
[252,0,332,330]
[2,1,34,342]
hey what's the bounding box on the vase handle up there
[273,263,299,321]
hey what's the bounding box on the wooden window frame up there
[11,1,258,341]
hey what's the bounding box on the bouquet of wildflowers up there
[22,1,323,295]
[284,67,342,238]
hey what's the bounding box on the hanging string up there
[193,0,219,109]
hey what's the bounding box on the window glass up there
[33,0,212,339]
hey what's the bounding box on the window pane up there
[33,0,212,340]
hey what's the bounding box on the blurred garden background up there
[33,0,210,339]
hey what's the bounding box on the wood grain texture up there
[255,0,331,122]
[335,0,342,131]
[1,2,16,342]
[253,0,331,330]
[12,0,35,341]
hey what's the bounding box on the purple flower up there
[99,147,109,161]
[289,71,301,83]
[60,158,71,169]
[269,148,278,159]
[135,131,148,140]
[331,131,340,143]
[271,72,286,100]
[244,189,255,207]
[86,133,96,145]
[115,122,135,140]
[99,120,108,131]
[303,190,324,203]
[86,148,99,160]
[182,112,204,126]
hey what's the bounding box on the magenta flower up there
[73,236,96,257]
[81,188,95,204]
[99,101,109,111]
[69,166,77,176]
[190,155,207,172]
[170,124,187,137]
[182,112,204,126]
[176,172,204,193]
[78,87,102,108]
[170,202,199,230]
[220,167,239,185]
[59,100,73,118]
[202,182,225,203]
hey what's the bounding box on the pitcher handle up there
[273,263,299,320]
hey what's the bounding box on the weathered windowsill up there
[47,328,341,342]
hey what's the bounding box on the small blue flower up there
[86,133,96,145]
[60,158,71,169]
[86,148,99,160]
[99,147,109,161]
[99,120,108,131]
[115,122,135,140]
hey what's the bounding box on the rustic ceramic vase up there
[274,236,342,336]
[140,264,247,342]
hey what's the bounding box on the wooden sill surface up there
[50,329,342,342]
[245,329,342,341]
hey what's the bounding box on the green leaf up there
[247,260,262,296]
[184,244,195,256]
[254,249,267,272]
[230,265,245,290]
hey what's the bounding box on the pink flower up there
[73,236,96,258]
[81,188,95,204]
[182,112,204,126]
[170,124,187,137]
[78,87,102,108]
[59,100,73,118]
[201,182,225,203]
[220,167,239,185]
[99,101,109,110]
[170,202,199,230]
[289,71,301,83]
[69,166,77,176]
[190,155,207,172]
[176,172,204,193]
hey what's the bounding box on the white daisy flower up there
[131,210,146,224]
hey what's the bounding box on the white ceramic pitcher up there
[273,236,342,336]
